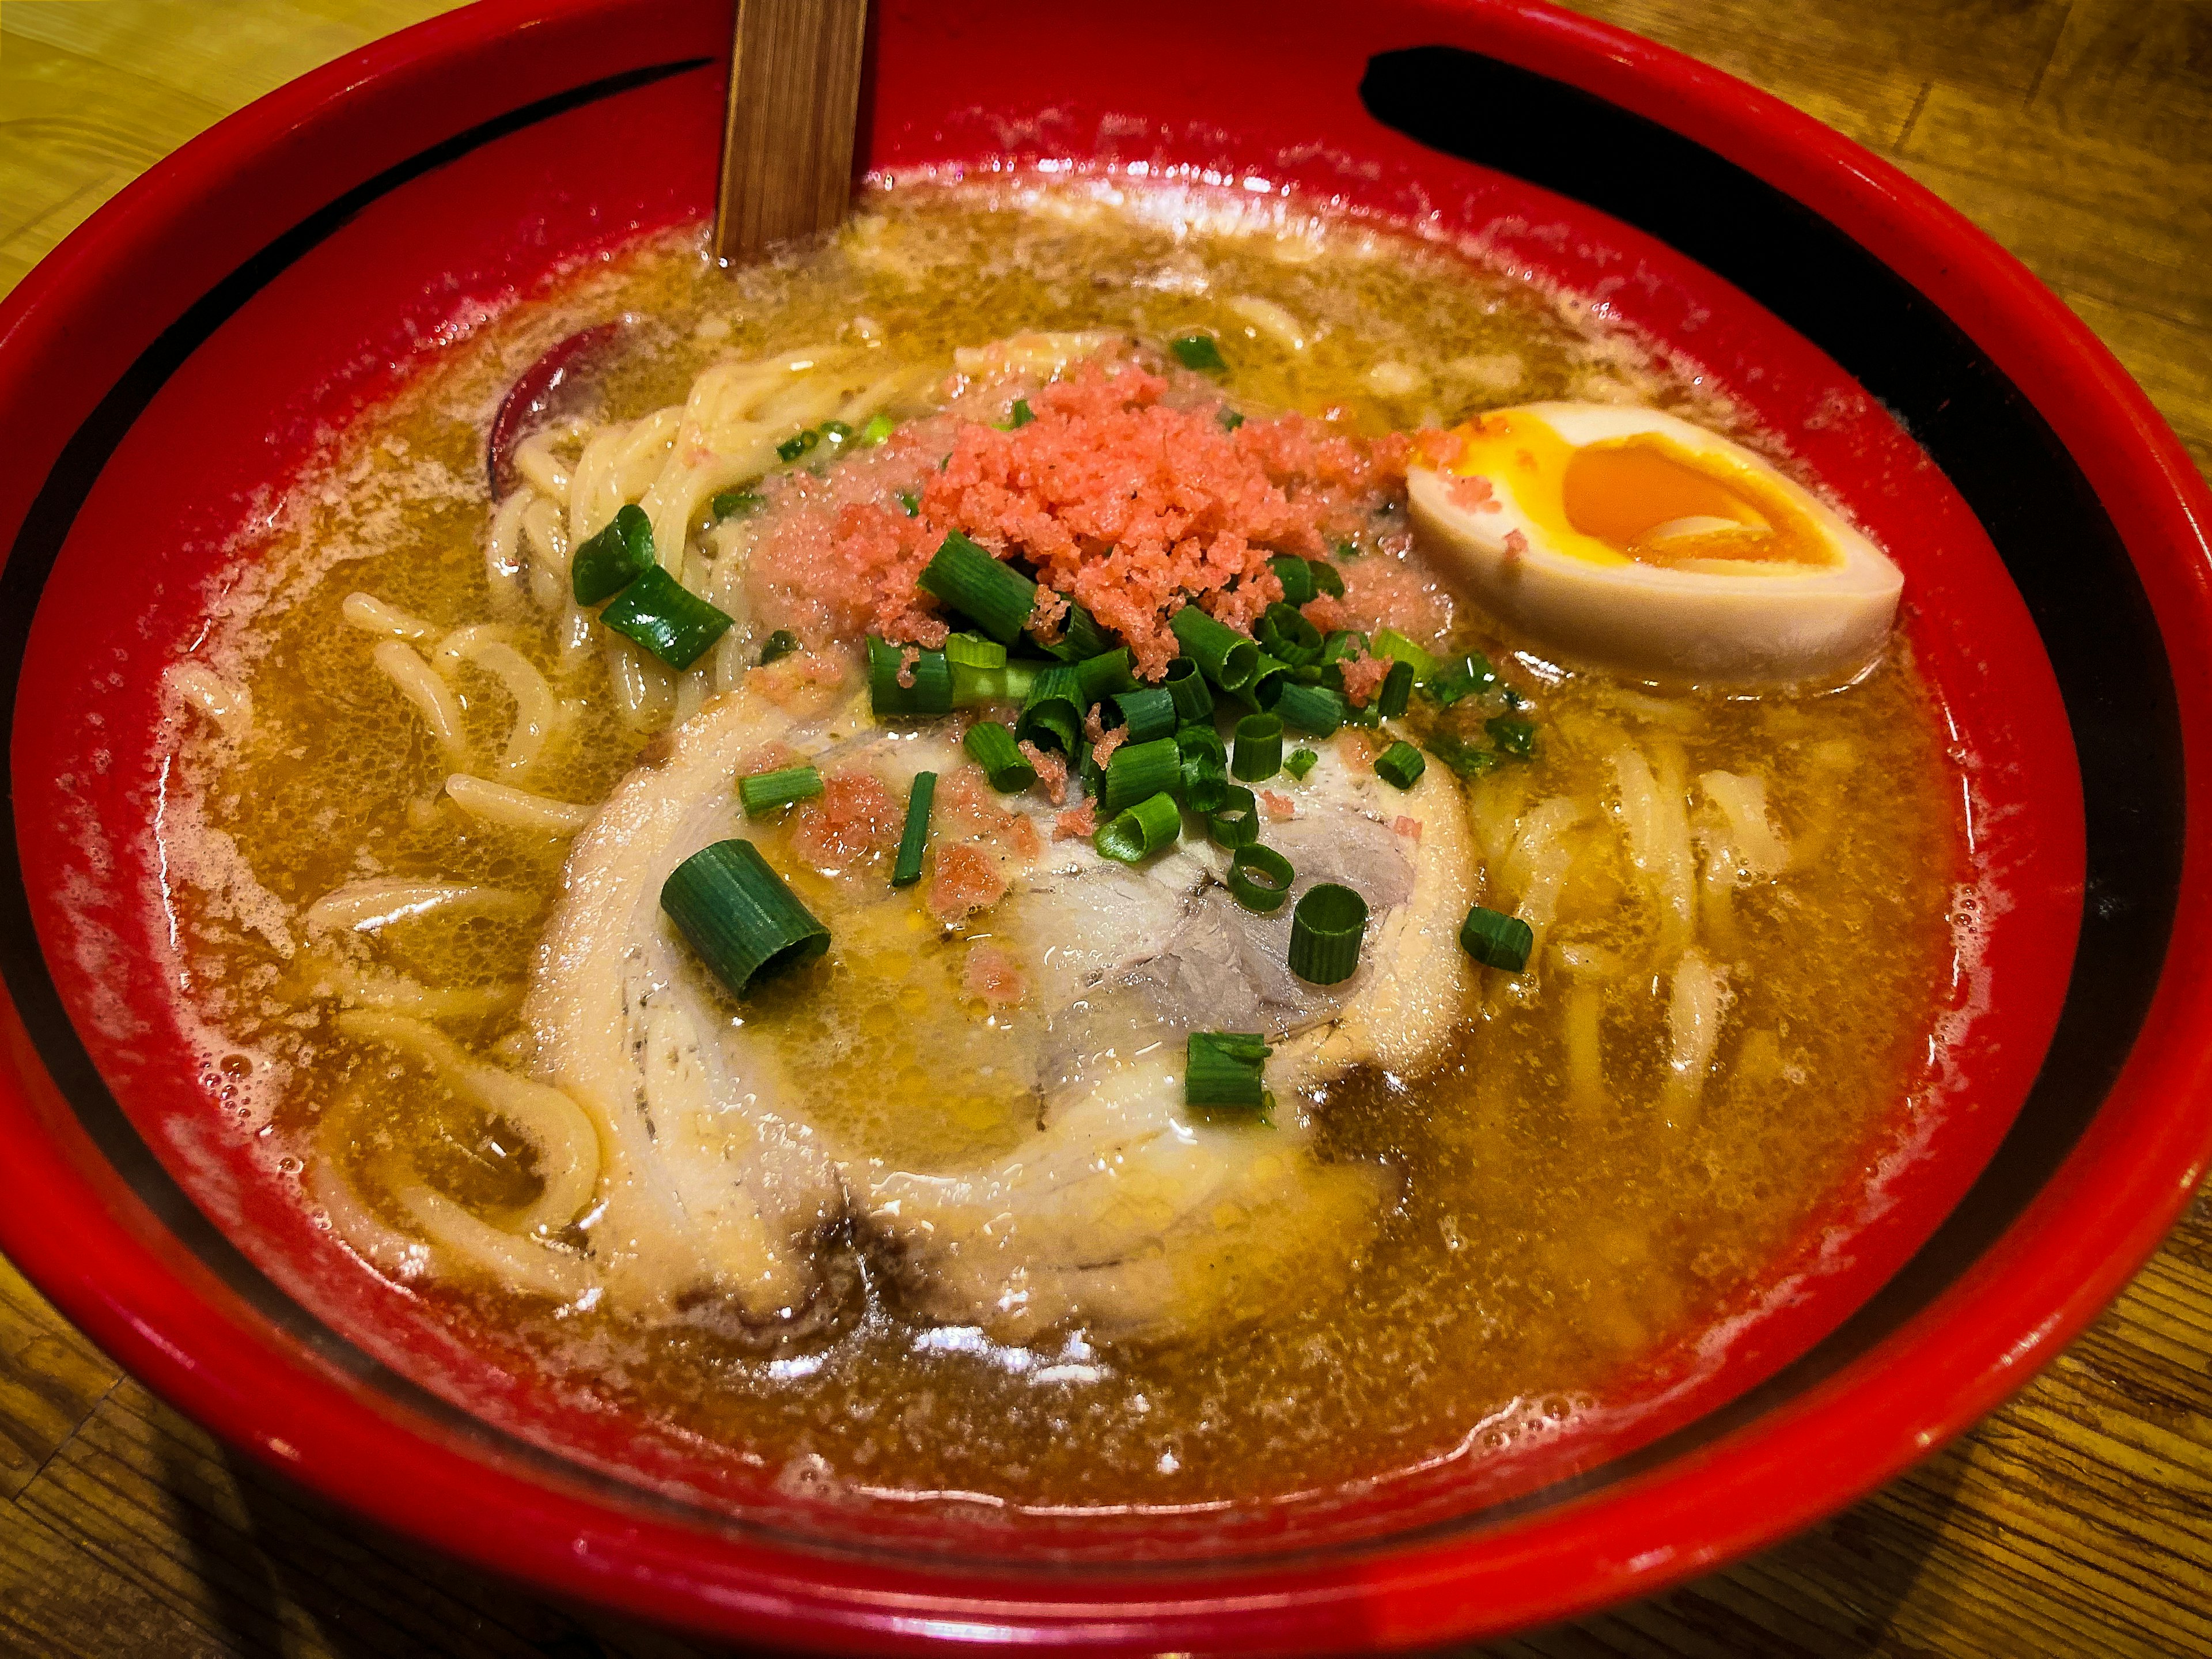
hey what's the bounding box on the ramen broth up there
[160,182,1963,1510]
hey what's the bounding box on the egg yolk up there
[1431,412,1840,571]
[1562,439,1835,568]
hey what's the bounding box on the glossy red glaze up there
[0,0,2205,1650]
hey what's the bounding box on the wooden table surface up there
[2,1,2209,1653]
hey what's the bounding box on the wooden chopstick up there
[713,0,870,264]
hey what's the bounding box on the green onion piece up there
[1425,651,1499,706]
[1487,715,1539,759]
[1039,601,1116,664]
[1006,398,1036,429]
[918,529,1037,645]
[1170,332,1226,373]
[1375,740,1426,790]
[1285,747,1318,781]
[777,428,820,463]
[1270,554,1316,607]
[739,764,823,818]
[1110,687,1179,745]
[571,503,655,604]
[897,490,920,517]
[892,772,934,887]
[1094,791,1182,863]
[1245,652,1292,710]
[1183,758,1229,813]
[1340,696,1381,728]
[660,839,830,996]
[1257,603,1324,666]
[1177,722,1228,766]
[1207,785,1260,849]
[1185,1031,1270,1111]
[861,412,896,445]
[820,421,854,446]
[1163,658,1214,721]
[1308,558,1345,599]
[1320,629,1368,668]
[1289,882,1368,984]
[1273,681,1346,737]
[1075,646,1137,704]
[1378,658,1415,718]
[866,636,955,715]
[1232,713,1283,781]
[757,628,801,665]
[1172,607,1260,691]
[1460,904,1535,972]
[949,660,1039,707]
[600,566,734,669]
[1334,538,1360,559]
[1227,843,1294,913]
[1217,408,1246,432]
[944,631,1007,670]
[1428,732,1499,777]
[1372,627,1440,680]
[711,488,764,521]
[1101,737,1182,815]
[964,721,1038,793]
[1016,662,1085,755]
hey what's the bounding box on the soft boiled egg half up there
[1405,403,1904,685]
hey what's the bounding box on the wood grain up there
[713,0,868,262]
[2,1,2209,1654]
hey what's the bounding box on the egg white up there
[1406,403,1904,685]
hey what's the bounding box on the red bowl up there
[1,0,2208,1648]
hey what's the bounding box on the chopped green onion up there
[944,631,1007,670]
[1374,741,1426,790]
[711,488,764,521]
[1285,747,1318,781]
[1217,408,1246,432]
[1270,554,1316,607]
[1040,601,1116,664]
[1101,737,1182,815]
[866,637,955,715]
[861,412,896,445]
[1244,653,1291,712]
[892,772,934,887]
[1232,713,1283,781]
[1076,646,1137,704]
[1016,662,1085,755]
[1320,629,1368,668]
[1006,398,1036,429]
[964,721,1038,793]
[1094,791,1181,863]
[1172,607,1260,691]
[739,764,823,818]
[1428,732,1498,777]
[1109,687,1178,744]
[600,566,734,669]
[897,490,920,517]
[1309,559,1344,599]
[1177,722,1228,766]
[1289,882,1367,984]
[571,503,656,604]
[1170,332,1226,373]
[1334,538,1360,559]
[660,839,829,997]
[1227,843,1294,913]
[1163,658,1214,721]
[819,419,854,445]
[1378,658,1415,718]
[1425,651,1499,706]
[1185,1031,1270,1111]
[1340,696,1380,728]
[1487,715,1539,759]
[918,529,1036,645]
[1207,785,1260,849]
[777,428,820,463]
[1273,681,1346,737]
[1258,603,1323,666]
[1372,627,1440,680]
[1460,905,1535,972]
[1177,724,1230,811]
[757,628,801,665]
[953,660,1039,706]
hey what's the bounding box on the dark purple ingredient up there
[487,321,624,500]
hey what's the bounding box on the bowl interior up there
[2,0,2187,1641]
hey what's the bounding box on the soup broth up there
[160,181,1964,1513]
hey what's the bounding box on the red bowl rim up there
[0,0,2208,1650]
